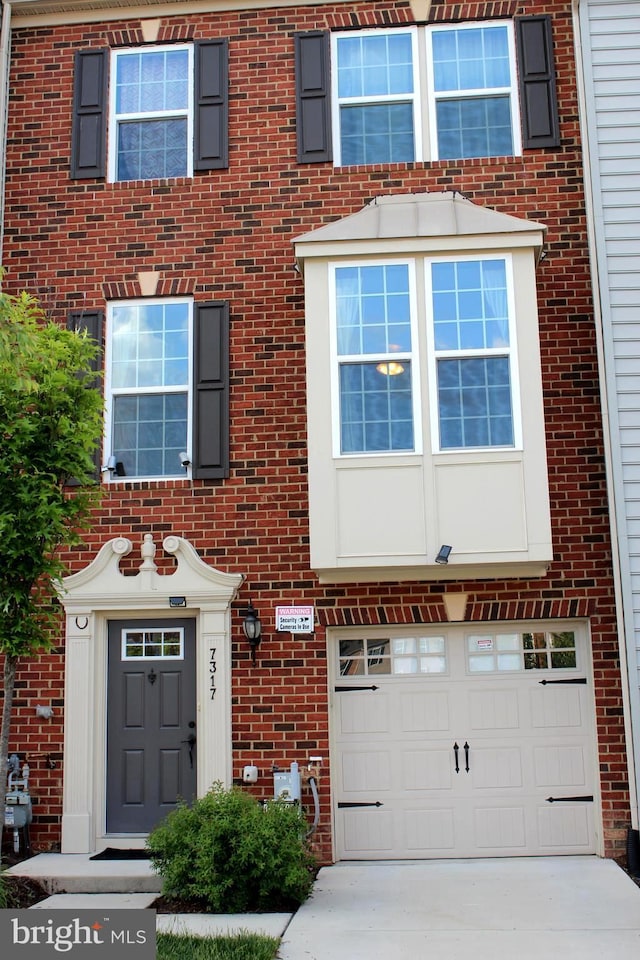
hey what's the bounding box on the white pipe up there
[0,1,11,267]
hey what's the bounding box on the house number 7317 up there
[209,648,217,700]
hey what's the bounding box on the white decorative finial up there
[140,533,157,572]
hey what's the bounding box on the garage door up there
[332,624,596,859]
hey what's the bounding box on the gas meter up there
[273,761,301,803]
[4,754,33,854]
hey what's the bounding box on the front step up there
[4,853,162,894]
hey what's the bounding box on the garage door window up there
[339,636,446,675]
[467,630,576,673]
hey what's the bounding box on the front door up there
[106,619,197,834]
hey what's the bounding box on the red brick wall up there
[1,0,629,861]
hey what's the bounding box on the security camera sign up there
[276,605,314,634]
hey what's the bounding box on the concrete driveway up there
[278,857,640,960]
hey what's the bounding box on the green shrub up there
[147,784,315,913]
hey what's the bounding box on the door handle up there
[181,733,196,768]
[453,742,459,773]
[464,741,470,773]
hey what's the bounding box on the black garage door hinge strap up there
[338,801,383,808]
[545,795,594,803]
[335,685,379,692]
[538,678,587,685]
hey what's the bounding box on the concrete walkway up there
[8,853,640,956]
[278,857,640,960]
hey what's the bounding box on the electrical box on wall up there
[274,762,301,802]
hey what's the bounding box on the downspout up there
[0,1,11,266]
[572,0,640,834]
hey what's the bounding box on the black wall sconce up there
[242,600,263,664]
[435,544,452,564]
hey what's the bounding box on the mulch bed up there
[2,875,50,909]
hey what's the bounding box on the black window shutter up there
[71,50,108,178]
[194,39,229,170]
[515,16,560,149]
[193,302,230,479]
[66,310,104,483]
[295,31,332,163]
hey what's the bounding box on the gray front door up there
[106,619,197,833]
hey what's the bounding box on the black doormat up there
[90,848,150,860]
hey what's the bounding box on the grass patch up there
[156,932,280,960]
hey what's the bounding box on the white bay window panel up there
[426,255,522,452]
[296,192,551,581]
[332,262,420,455]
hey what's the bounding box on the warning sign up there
[276,606,314,634]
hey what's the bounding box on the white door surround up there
[58,534,243,853]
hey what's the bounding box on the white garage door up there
[331,623,597,859]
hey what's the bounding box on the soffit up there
[10,0,344,27]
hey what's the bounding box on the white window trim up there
[331,27,422,167]
[329,259,422,459]
[425,21,522,162]
[331,22,522,167]
[121,626,185,660]
[108,44,194,183]
[424,252,523,454]
[103,297,194,483]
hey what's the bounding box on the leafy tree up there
[0,284,103,801]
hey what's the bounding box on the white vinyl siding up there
[580,0,640,817]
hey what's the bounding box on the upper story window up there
[106,299,192,478]
[332,23,520,165]
[333,31,419,165]
[429,24,517,160]
[110,46,193,181]
[296,18,559,165]
[71,41,228,182]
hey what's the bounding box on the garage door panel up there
[402,748,453,790]
[474,806,527,850]
[467,688,520,730]
[405,808,456,851]
[339,693,390,735]
[530,686,585,728]
[533,744,588,787]
[341,749,392,793]
[400,690,451,732]
[470,746,523,789]
[537,804,593,849]
[340,809,394,854]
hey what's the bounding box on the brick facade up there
[1,0,630,862]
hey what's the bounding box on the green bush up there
[147,784,315,913]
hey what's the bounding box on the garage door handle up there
[453,742,459,773]
[464,741,470,773]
